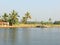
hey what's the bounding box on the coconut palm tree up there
[25,12,31,19]
[49,18,51,22]
[22,17,27,24]
[2,13,8,22]
[22,12,31,24]
[8,10,19,25]
[48,18,52,24]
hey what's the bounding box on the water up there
[0,28,60,45]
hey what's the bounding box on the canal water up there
[0,28,60,45]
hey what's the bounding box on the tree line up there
[0,10,31,25]
[0,10,60,26]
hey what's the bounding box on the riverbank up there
[0,24,36,28]
[0,24,60,28]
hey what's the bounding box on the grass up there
[0,24,60,28]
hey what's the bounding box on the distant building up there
[0,19,9,26]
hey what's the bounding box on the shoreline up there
[0,24,60,28]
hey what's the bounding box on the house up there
[0,19,9,26]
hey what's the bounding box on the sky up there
[0,0,60,22]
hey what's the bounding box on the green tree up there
[54,21,60,24]
[22,17,27,24]
[8,10,19,25]
[22,12,31,24]
[2,13,8,22]
[49,18,51,22]
[40,21,44,25]
[48,18,52,24]
[25,12,31,19]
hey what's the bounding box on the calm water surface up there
[0,28,60,45]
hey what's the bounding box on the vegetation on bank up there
[0,10,32,25]
[0,10,60,26]
[0,10,19,25]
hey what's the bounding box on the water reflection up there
[22,28,30,45]
[0,28,60,45]
[3,28,17,45]
[3,28,31,45]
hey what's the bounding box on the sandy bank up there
[0,24,60,28]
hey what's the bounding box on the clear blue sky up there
[0,0,60,21]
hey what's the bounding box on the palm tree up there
[25,12,31,19]
[49,18,51,22]
[22,17,27,24]
[8,10,19,25]
[22,12,31,24]
[48,18,52,24]
[2,13,8,22]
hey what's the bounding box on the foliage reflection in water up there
[0,28,60,45]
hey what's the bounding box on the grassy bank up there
[0,24,60,28]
